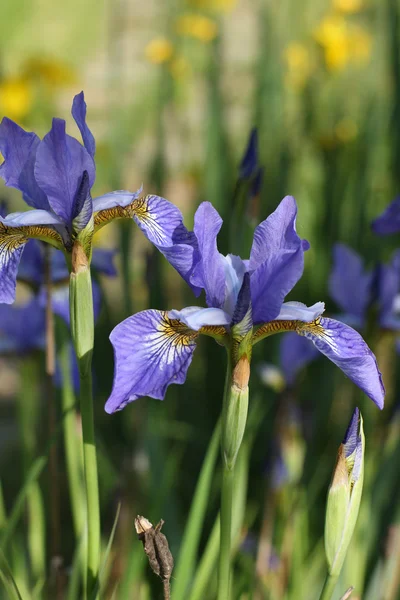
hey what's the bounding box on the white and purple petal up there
[249,196,308,324]
[372,197,400,236]
[276,301,325,322]
[191,202,226,308]
[0,228,28,304]
[329,244,372,321]
[106,309,197,413]
[134,195,200,295]
[71,92,96,158]
[0,209,64,227]
[35,118,95,224]
[168,306,230,330]
[299,317,385,409]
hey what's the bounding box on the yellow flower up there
[333,0,363,13]
[145,38,174,64]
[169,56,191,79]
[284,42,314,90]
[335,118,358,142]
[0,78,33,121]
[187,0,237,12]
[314,14,371,71]
[176,14,218,42]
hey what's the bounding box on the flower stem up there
[217,465,234,600]
[319,572,339,600]
[69,243,100,598]
[57,323,86,559]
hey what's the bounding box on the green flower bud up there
[69,242,94,374]
[222,356,250,470]
[325,408,364,577]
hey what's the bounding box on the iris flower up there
[106,196,384,413]
[0,91,187,304]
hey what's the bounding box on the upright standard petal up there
[71,171,93,234]
[372,197,400,236]
[329,244,372,321]
[133,195,200,295]
[0,118,50,210]
[249,196,308,323]
[71,92,96,158]
[106,310,198,413]
[298,317,385,409]
[191,202,226,308]
[35,118,95,224]
[279,332,320,385]
[0,224,28,303]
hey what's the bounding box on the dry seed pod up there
[135,516,174,599]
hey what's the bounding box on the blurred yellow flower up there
[314,14,372,70]
[333,0,363,13]
[0,78,33,121]
[188,0,237,12]
[23,57,75,87]
[176,14,218,42]
[284,42,314,90]
[145,38,174,64]
[169,56,191,80]
[335,118,358,142]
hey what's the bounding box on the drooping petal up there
[168,306,230,330]
[134,195,200,294]
[71,92,96,158]
[0,224,28,303]
[106,309,198,413]
[279,332,320,385]
[191,202,226,307]
[329,244,372,321]
[249,196,308,323]
[0,296,45,352]
[372,197,400,236]
[0,118,50,211]
[298,317,385,409]
[91,248,118,277]
[35,118,95,224]
[276,301,325,321]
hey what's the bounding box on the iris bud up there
[222,355,250,470]
[325,408,365,577]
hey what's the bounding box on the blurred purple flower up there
[372,197,400,236]
[106,197,384,413]
[239,129,259,180]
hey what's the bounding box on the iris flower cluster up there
[0,95,385,414]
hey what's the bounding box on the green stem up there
[69,247,100,599]
[58,324,86,555]
[319,572,339,600]
[79,363,100,597]
[218,466,234,600]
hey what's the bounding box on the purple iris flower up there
[372,197,400,235]
[1,91,181,304]
[106,196,385,413]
